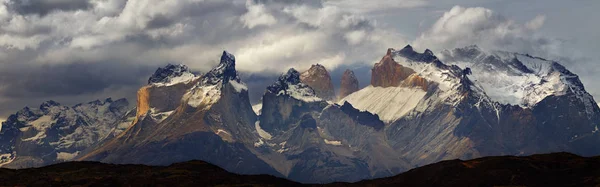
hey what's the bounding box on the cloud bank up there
[413,6,559,58]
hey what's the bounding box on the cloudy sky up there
[0,0,598,120]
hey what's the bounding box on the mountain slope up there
[78,52,280,176]
[255,68,404,183]
[0,98,130,168]
[340,45,600,169]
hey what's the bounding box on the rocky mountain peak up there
[40,100,60,108]
[396,45,438,62]
[148,64,193,85]
[300,64,336,101]
[267,68,320,102]
[339,69,359,99]
[40,100,61,113]
[267,68,303,94]
[203,51,240,85]
[371,48,416,87]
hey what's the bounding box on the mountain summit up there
[300,64,336,101]
[338,69,359,99]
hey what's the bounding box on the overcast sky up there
[0,0,598,120]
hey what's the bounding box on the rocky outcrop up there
[300,64,336,101]
[371,48,415,87]
[0,98,130,168]
[338,69,359,99]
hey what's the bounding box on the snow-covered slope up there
[340,86,426,123]
[341,45,467,123]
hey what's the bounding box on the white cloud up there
[345,30,366,45]
[323,0,427,13]
[413,6,559,58]
[526,15,546,30]
[240,0,277,29]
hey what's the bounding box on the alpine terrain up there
[0,98,130,168]
[1,45,599,183]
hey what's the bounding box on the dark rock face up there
[339,102,384,130]
[338,69,359,99]
[0,98,130,168]
[300,64,336,100]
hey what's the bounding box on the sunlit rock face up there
[300,64,336,101]
[338,69,359,100]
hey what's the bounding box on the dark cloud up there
[0,61,154,98]
[6,0,92,16]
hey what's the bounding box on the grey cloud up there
[146,14,177,30]
[6,0,92,16]
[0,61,154,98]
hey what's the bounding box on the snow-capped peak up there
[184,51,246,107]
[440,46,596,113]
[202,51,241,86]
[267,68,322,102]
[390,45,465,97]
[148,64,198,87]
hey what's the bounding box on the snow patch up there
[252,103,263,115]
[0,153,14,167]
[255,121,272,140]
[152,72,197,87]
[56,151,80,161]
[229,80,248,93]
[30,115,54,130]
[216,129,230,135]
[340,85,427,123]
[279,84,322,102]
[184,85,221,108]
[150,109,174,123]
[254,138,265,147]
[22,115,56,142]
[324,139,342,146]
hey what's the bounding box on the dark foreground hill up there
[1,152,599,186]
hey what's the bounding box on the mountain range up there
[1,45,599,183]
